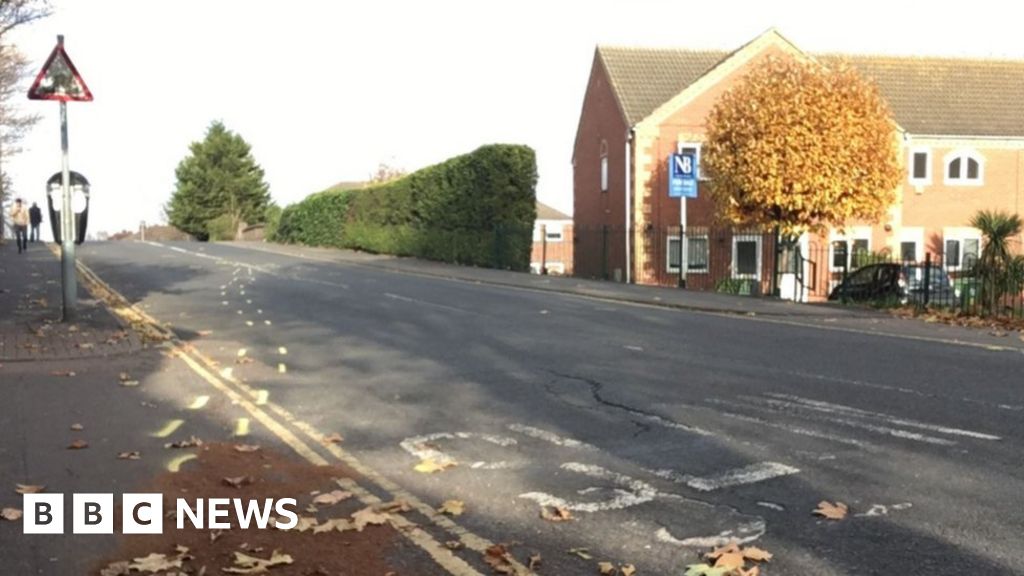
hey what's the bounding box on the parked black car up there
[828,263,957,306]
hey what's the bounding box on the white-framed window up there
[687,236,709,273]
[732,234,761,279]
[676,141,705,181]
[898,228,924,262]
[545,225,564,242]
[829,228,871,270]
[666,235,710,274]
[944,149,984,186]
[943,230,981,269]
[908,147,931,185]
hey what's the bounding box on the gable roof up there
[597,44,1024,137]
[536,201,571,220]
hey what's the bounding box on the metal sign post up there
[27,35,93,322]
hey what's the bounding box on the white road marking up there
[709,405,873,449]
[220,367,233,379]
[221,301,229,306]
[623,345,644,352]
[257,309,264,315]
[151,419,184,438]
[763,393,1001,441]
[507,424,596,450]
[743,396,959,446]
[187,395,210,410]
[518,462,658,513]
[264,320,272,325]
[681,462,800,492]
[245,320,254,327]
[234,417,250,436]
[237,348,247,357]
[278,363,287,374]
[400,432,519,470]
[855,502,912,517]
[656,520,766,548]
[757,501,786,512]
[278,346,288,355]
[255,390,269,405]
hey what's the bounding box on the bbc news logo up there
[22,494,298,534]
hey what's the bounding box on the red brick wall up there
[573,51,628,280]
[531,222,574,275]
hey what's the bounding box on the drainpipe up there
[625,128,633,284]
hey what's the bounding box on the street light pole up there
[60,98,76,321]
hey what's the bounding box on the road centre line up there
[74,257,519,576]
[223,241,1024,355]
[762,393,1001,440]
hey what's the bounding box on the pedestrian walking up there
[29,202,42,242]
[10,198,29,253]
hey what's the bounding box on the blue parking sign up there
[669,153,697,198]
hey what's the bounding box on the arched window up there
[599,140,609,193]
[944,150,984,185]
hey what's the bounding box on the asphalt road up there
[78,240,1024,576]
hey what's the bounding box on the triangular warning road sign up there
[28,37,93,102]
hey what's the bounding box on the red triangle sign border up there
[28,37,93,102]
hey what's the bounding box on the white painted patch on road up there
[856,502,912,517]
[245,320,254,327]
[683,462,800,492]
[710,406,872,449]
[518,462,658,513]
[507,424,596,450]
[220,367,233,379]
[278,347,288,355]
[757,501,786,512]
[623,345,644,352]
[400,432,519,469]
[237,348,247,358]
[255,390,269,405]
[234,417,250,437]
[278,363,287,374]
[264,320,272,325]
[384,292,414,303]
[656,520,765,548]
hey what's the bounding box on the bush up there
[263,204,283,241]
[274,144,538,270]
[206,214,237,241]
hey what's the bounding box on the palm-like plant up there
[970,210,1023,313]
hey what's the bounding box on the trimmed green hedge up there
[274,144,537,270]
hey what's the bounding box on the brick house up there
[572,29,1024,298]
[531,201,573,275]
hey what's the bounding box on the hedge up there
[274,144,537,270]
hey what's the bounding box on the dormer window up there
[944,150,984,185]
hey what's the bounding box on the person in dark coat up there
[28,202,42,242]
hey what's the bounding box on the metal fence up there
[571,225,1024,319]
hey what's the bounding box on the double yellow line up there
[73,254,533,576]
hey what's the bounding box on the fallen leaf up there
[814,500,849,520]
[741,546,773,562]
[77,342,95,349]
[222,550,293,574]
[684,564,732,576]
[67,439,89,450]
[312,518,353,534]
[197,330,213,336]
[598,561,617,575]
[1,508,23,521]
[621,565,637,576]
[739,567,760,576]
[323,433,344,444]
[568,548,594,560]
[705,543,740,561]
[222,476,253,489]
[117,451,141,460]
[312,490,352,506]
[70,423,84,431]
[351,506,389,531]
[483,544,520,575]
[414,458,456,474]
[165,436,203,449]
[713,551,745,571]
[119,379,140,387]
[379,500,411,513]
[15,484,44,494]
[129,553,182,573]
[233,444,261,453]
[540,505,572,522]
[438,499,465,516]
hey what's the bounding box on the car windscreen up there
[902,266,951,288]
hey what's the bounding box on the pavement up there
[0,241,474,575]
[50,239,1024,576]
[0,242,140,361]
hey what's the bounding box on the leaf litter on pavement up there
[814,500,849,520]
[684,542,773,576]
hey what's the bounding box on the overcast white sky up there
[7,0,1024,237]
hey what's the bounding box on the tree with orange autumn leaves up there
[703,55,902,237]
